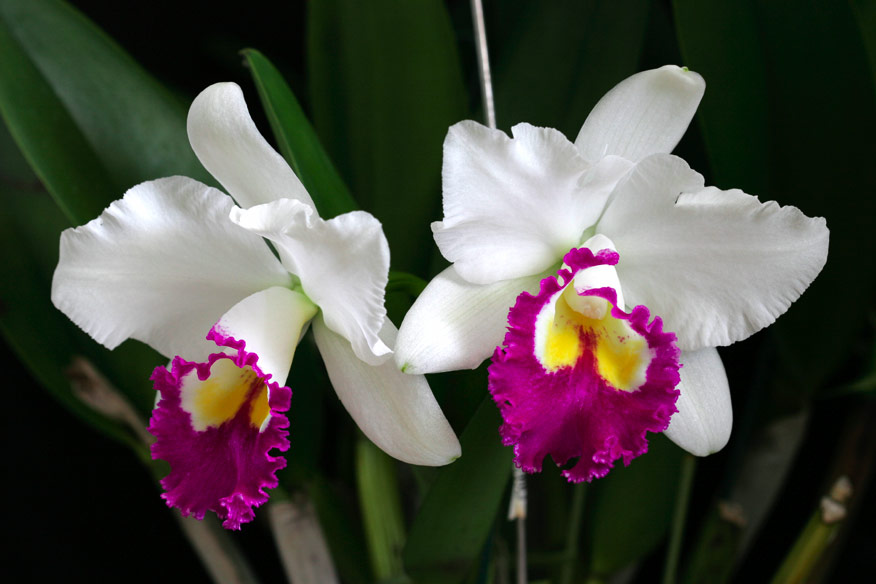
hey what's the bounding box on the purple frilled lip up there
[488,247,681,482]
[148,327,291,529]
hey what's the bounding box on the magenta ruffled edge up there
[148,327,292,529]
[488,247,680,482]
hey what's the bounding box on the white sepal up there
[187,82,314,209]
[575,65,705,163]
[664,348,732,456]
[313,316,461,466]
[395,266,544,374]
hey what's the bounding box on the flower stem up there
[770,476,852,584]
[559,483,588,584]
[507,466,528,584]
[355,436,406,582]
[516,512,527,584]
[175,513,263,584]
[269,490,339,584]
[662,454,696,584]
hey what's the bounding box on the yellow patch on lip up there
[181,359,272,431]
[248,383,271,430]
[539,291,585,372]
[594,315,649,392]
[536,286,651,392]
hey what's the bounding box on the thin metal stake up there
[470,1,526,582]
[471,0,497,130]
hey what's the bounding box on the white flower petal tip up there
[314,317,461,466]
[664,348,732,456]
[394,266,544,375]
[575,65,705,163]
[435,121,617,285]
[598,154,830,350]
[51,176,291,361]
[187,82,314,210]
[211,286,318,385]
[231,199,391,365]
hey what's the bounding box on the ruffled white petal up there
[664,348,732,456]
[312,316,461,466]
[213,286,318,385]
[575,65,705,163]
[231,199,391,365]
[395,266,544,374]
[434,121,628,285]
[51,177,291,361]
[187,82,315,209]
[597,154,829,350]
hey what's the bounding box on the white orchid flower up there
[52,82,460,529]
[395,65,828,471]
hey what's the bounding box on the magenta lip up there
[148,328,292,529]
[488,247,681,482]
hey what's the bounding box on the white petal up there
[575,65,705,163]
[597,154,829,350]
[231,199,391,365]
[395,266,544,374]
[664,348,732,456]
[187,82,315,209]
[434,121,628,285]
[312,316,461,466]
[213,286,317,384]
[51,177,292,360]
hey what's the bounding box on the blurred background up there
[2,0,874,582]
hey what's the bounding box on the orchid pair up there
[395,65,828,480]
[52,65,828,527]
[51,82,459,529]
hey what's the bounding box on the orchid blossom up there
[395,65,828,477]
[52,82,460,528]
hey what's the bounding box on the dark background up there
[6,0,875,582]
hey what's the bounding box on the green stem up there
[559,483,588,584]
[770,509,839,584]
[771,475,852,584]
[355,436,407,582]
[662,454,696,584]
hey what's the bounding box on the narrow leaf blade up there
[243,48,358,218]
[404,397,513,584]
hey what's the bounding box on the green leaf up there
[490,0,651,138]
[308,474,374,584]
[356,437,406,582]
[587,434,684,576]
[403,397,513,584]
[0,122,142,447]
[681,504,743,584]
[242,48,358,218]
[387,270,428,298]
[0,19,115,224]
[752,0,876,398]
[0,0,207,421]
[307,0,467,273]
[672,0,770,194]
[0,0,209,223]
[850,0,876,87]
